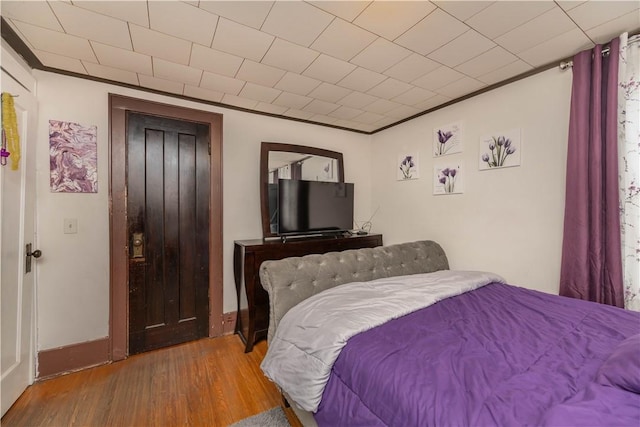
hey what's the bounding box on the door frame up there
[109,94,223,361]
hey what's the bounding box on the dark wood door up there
[127,112,210,354]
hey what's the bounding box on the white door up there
[1,45,38,416]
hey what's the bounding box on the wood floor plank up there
[2,335,302,427]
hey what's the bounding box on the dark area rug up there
[229,407,291,427]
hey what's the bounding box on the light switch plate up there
[64,218,78,234]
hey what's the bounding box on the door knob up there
[27,249,42,258]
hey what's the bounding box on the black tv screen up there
[278,179,354,235]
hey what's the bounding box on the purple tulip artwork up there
[434,165,463,195]
[49,120,98,193]
[397,153,419,180]
[479,129,522,170]
[433,121,462,157]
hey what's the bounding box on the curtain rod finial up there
[559,61,573,71]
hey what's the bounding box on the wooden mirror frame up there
[260,142,345,238]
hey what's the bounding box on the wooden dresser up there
[233,233,383,352]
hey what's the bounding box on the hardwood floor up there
[1,335,302,426]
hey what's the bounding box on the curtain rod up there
[560,33,639,70]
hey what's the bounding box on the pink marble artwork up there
[49,120,98,193]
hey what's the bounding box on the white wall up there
[370,68,572,295]
[34,66,572,350]
[34,71,372,351]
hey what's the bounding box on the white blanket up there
[260,270,505,412]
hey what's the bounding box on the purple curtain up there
[559,38,624,307]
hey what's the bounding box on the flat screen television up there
[278,179,354,236]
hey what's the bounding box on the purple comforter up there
[315,283,640,426]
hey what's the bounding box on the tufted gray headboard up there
[259,240,449,343]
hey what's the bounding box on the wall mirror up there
[260,142,345,238]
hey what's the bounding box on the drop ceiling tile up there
[495,7,576,54]
[261,1,333,47]
[414,94,451,111]
[92,41,152,75]
[70,1,149,27]
[49,2,132,49]
[352,122,377,132]
[1,1,63,31]
[350,38,412,73]
[568,1,639,30]
[308,83,353,103]
[200,71,245,95]
[198,1,273,29]
[222,94,259,109]
[254,102,289,115]
[476,60,533,85]
[82,61,139,85]
[412,66,465,91]
[353,1,436,41]
[190,44,243,77]
[138,74,185,95]
[310,18,377,61]
[309,114,339,125]
[275,72,322,96]
[455,46,518,78]
[338,67,387,92]
[303,54,357,84]
[363,99,403,114]
[338,91,378,109]
[433,1,494,22]
[261,38,320,74]
[585,10,640,44]
[556,1,587,12]
[435,76,485,98]
[308,1,371,22]
[333,119,363,130]
[283,109,315,120]
[212,18,274,62]
[353,111,385,124]
[386,104,421,119]
[183,1,200,7]
[328,106,365,120]
[383,53,440,83]
[367,78,412,99]
[518,28,594,67]
[428,30,495,67]
[465,1,556,39]
[239,83,282,103]
[12,21,96,62]
[184,84,224,103]
[395,9,469,55]
[153,58,202,86]
[4,19,34,50]
[303,99,341,115]
[130,24,192,65]
[236,60,287,87]
[392,87,437,106]
[148,1,218,46]
[371,116,400,129]
[273,92,313,110]
[33,49,87,74]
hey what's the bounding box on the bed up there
[258,240,640,426]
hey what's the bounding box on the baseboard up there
[37,337,110,380]
[221,309,249,335]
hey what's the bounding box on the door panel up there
[127,113,210,355]
[1,54,37,415]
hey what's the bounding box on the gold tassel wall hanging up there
[1,92,20,170]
